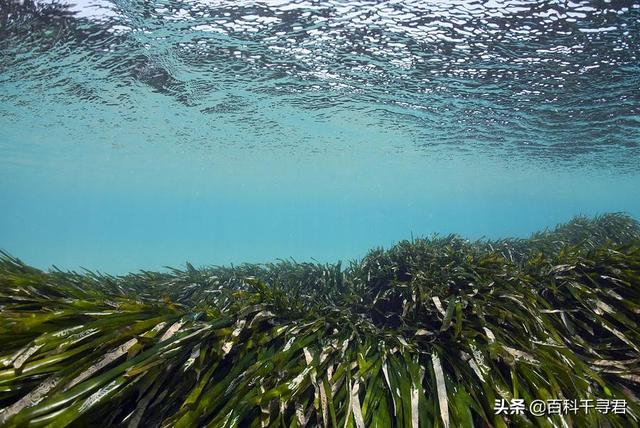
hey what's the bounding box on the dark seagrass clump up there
[1,213,639,427]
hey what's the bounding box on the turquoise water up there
[1,0,639,274]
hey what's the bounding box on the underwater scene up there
[1,0,640,426]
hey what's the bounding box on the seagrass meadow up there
[1,213,639,428]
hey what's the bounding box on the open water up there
[1,0,639,273]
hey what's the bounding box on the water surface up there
[1,0,639,273]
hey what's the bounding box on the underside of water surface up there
[1,0,639,273]
[1,0,640,427]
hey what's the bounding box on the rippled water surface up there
[1,0,639,272]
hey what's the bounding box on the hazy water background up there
[1,0,639,274]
